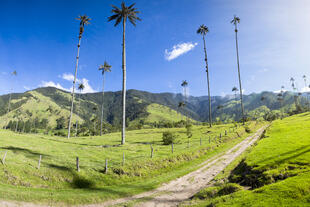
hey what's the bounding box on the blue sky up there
[0,0,310,96]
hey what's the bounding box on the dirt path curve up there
[84,125,268,207]
[0,125,268,207]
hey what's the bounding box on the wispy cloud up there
[23,86,31,90]
[40,81,68,91]
[165,42,198,61]
[60,73,74,82]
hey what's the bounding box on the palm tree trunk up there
[75,93,79,137]
[100,73,105,136]
[234,24,245,125]
[202,35,212,127]
[121,18,127,145]
[68,35,82,138]
[7,89,12,113]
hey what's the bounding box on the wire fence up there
[0,124,255,176]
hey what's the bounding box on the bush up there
[244,126,251,133]
[162,131,177,145]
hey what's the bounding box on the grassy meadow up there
[186,112,310,207]
[0,121,264,205]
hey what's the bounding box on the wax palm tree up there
[7,70,17,113]
[197,24,212,127]
[108,2,141,145]
[290,77,298,108]
[231,15,245,124]
[98,61,112,136]
[68,15,91,139]
[302,75,309,109]
[75,83,85,137]
[232,86,238,100]
[277,91,284,119]
[181,80,189,123]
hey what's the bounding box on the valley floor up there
[0,122,263,207]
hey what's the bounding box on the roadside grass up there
[0,121,264,205]
[186,112,310,207]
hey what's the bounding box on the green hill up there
[0,87,307,131]
[187,112,310,206]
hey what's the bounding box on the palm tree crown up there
[181,80,188,87]
[232,86,238,92]
[197,24,209,35]
[108,2,141,26]
[231,16,240,25]
[99,61,112,74]
[76,15,91,35]
[12,70,17,76]
[178,101,185,108]
[78,83,85,91]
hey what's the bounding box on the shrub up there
[162,131,177,145]
[186,123,193,138]
[244,126,251,133]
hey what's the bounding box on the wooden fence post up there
[150,144,154,158]
[171,143,174,153]
[38,155,42,169]
[220,133,222,138]
[225,130,227,135]
[105,159,108,174]
[76,157,80,172]
[2,151,7,165]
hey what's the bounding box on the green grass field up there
[0,121,263,205]
[187,112,310,207]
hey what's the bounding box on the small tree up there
[162,131,177,145]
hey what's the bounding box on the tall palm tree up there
[75,83,85,137]
[197,24,212,127]
[68,15,91,139]
[302,75,309,109]
[108,2,141,145]
[181,80,189,123]
[232,86,238,100]
[98,61,112,136]
[231,15,245,125]
[7,70,17,113]
[290,77,298,108]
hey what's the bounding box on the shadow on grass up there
[0,146,50,158]
[255,145,310,167]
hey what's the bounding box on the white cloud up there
[40,81,69,91]
[23,86,31,90]
[165,42,198,61]
[76,78,96,93]
[61,73,75,82]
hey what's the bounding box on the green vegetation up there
[187,112,310,207]
[0,121,263,205]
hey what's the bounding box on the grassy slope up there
[145,103,190,122]
[0,121,264,205]
[188,113,310,207]
[0,91,83,128]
